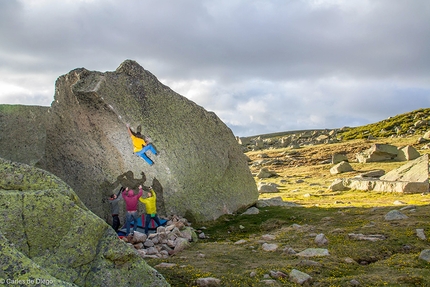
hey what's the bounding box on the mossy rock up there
[0,157,169,287]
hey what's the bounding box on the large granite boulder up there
[0,157,169,287]
[0,60,258,222]
[0,105,49,166]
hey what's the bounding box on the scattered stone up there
[282,247,297,255]
[257,168,278,179]
[328,179,349,191]
[256,197,301,208]
[332,153,348,164]
[296,248,329,257]
[270,270,288,279]
[384,210,408,221]
[396,145,420,161]
[262,243,279,252]
[348,233,386,241]
[234,239,247,245]
[242,207,260,215]
[289,269,313,285]
[344,257,358,264]
[416,229,427,240]
[418,249,430,263]
[356,144,398,163]
[195,277,221,287]
[350,279,361,286]
[315,233,329,246]
[400,205,417,211]
[198,232,207,239]
[330,161,353,174]
[258,183,279,193]
[393,200,407,205]
[261,234,276,241]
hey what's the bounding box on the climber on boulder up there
[126,124,158,165]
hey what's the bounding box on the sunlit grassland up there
[146,130,430,286]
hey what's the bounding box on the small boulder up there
[289,269,312,285]
[384,210,408,221]
[330,161,353,175]
[419,249,430,263]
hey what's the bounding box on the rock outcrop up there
[0,157,169,287]
[0,60,258,222]
[356,144,420,163]
[329,154,429,193]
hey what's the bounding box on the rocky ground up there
[144,133,430,287]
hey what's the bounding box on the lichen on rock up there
[0,157,169,287]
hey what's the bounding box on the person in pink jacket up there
[122,185,143,236]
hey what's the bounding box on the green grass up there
[147,197,430,286]
[338,108,430,140]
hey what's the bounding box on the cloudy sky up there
[1,0,429,136]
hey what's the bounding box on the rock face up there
[0,60,258,222]
[0,157,169,287]
[0,105,49,166]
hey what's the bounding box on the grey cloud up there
[0,0,429,136]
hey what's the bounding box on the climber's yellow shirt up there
[139,190,157,214]
[130,134,146,153]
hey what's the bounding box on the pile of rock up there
[122,215,200,258]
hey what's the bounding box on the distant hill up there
[338,108,430,140]
[244,108,430,141]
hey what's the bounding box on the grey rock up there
[332,153,348,164]
[416,229,427,240]
[296,248,329,257]
[258,183,279,193]
[0,158,168,287]
[328,178,349,191]
[381,154,429,182]
[262,243,279,252]
[419,250,430,262]
[289,269,312,285]
[257,167,278,179]
[195,277,221,287]
[0,60,258,222]
[330,161,353,174]
[356,143,399,163]
[384,210,408,221]
[315,233,329,246]
[396,145,420,161]
[242,207,260,215]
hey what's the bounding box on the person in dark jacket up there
[108,186,124,232]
